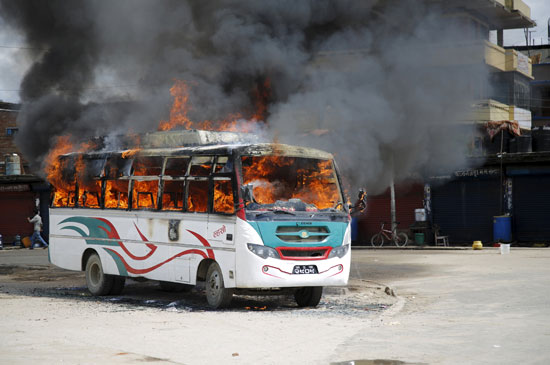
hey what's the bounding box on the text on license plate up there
[293,265,318,275]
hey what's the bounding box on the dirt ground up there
[0,247,549,364]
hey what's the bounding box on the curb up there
[351,245,469,250]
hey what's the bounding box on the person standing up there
[27,210,48,249]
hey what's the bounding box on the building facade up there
[357,0,538,245]
[0,102,49,245]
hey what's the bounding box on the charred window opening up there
[76,157,105,209]
[49,152,237,215]
[104,156,131,209]
[189,156,213,176]
[160,157,188,211]
[163,157,190,177]
[50,156,77,208]
[162,180,185,211]
[187,180,208,213]
[241,156,342,211]
[132,156,163,176]
[131,157,162,210]
[213,178,234,214]
[77,180,102,208]
[214,156,232,173]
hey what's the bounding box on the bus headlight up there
[247,243,280,259]
[328,244,349,259]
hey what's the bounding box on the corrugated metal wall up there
[0,191,36,243]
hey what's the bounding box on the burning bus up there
[48,130,351,308]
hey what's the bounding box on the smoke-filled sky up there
[0,0,522,194]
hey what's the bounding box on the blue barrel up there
[493,215,512,242]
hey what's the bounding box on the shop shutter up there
[513,175,550,242]
[0,191,36,242]
[432,179,501,243]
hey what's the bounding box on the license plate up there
[292,265,318,275]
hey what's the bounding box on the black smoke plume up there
[0,0,485,194]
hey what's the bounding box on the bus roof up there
[61,130,334,160]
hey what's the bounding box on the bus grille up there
[275,226,329,243]
[276,247,331,260]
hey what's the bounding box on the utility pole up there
[389,153,396,233]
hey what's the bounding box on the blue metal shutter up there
[512,175,550,242]
[432,179,501,243]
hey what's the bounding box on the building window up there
[6,127,18,136]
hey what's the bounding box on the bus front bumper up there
[235,250,351,288]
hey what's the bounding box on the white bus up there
[48,130,351,308]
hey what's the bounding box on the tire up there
[370,233,384,247]
[294,287,323,307]
[159,281,193,293]
[205,262,233,309]
[109,276,126,295]
[85,253,114,296]
[394,232,408,247]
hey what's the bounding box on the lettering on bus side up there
[213,225,226,238]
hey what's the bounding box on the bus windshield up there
[241,155,344,212]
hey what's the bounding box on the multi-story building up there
[0,101,49,245]
[357,0,539,245]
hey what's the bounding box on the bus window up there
[133,156,163,176]
[51,156,77,207]
[187,180,208,213]
[130,157,162,210]
[104,180,129,209]
[164,157,190,177]
[105,157,132,178]
[213,178,234,214]
[214,156,231,173]
[132,180,159,209]
[189,156,213,176]
[78,180,102,208]
[241,156,341,211]
[162,180,185,211]
[76,157,105,208]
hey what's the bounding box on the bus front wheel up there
[294,286,323,307]
[85,253,114,296]
[205,262,233,309]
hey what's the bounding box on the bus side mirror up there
[241,184,256,204]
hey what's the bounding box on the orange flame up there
[158,79,269,133]
[46,136,76,207]
[242,156,340,211]
[213,180,234,213]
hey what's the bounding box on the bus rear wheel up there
[205,262,233,309]
[294,286,323,307]
[85,253,114,296]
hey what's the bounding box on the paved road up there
[0,247,549,364]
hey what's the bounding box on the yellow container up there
[472,240,483,250]
[22,236,32,248]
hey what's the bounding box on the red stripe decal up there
[105,248,208,275]
[319,264,344,277]
[186,230,215,259]
[96,218,157,261]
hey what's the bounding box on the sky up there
[0,0,549,105]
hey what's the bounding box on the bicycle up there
[370,222,409,247]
